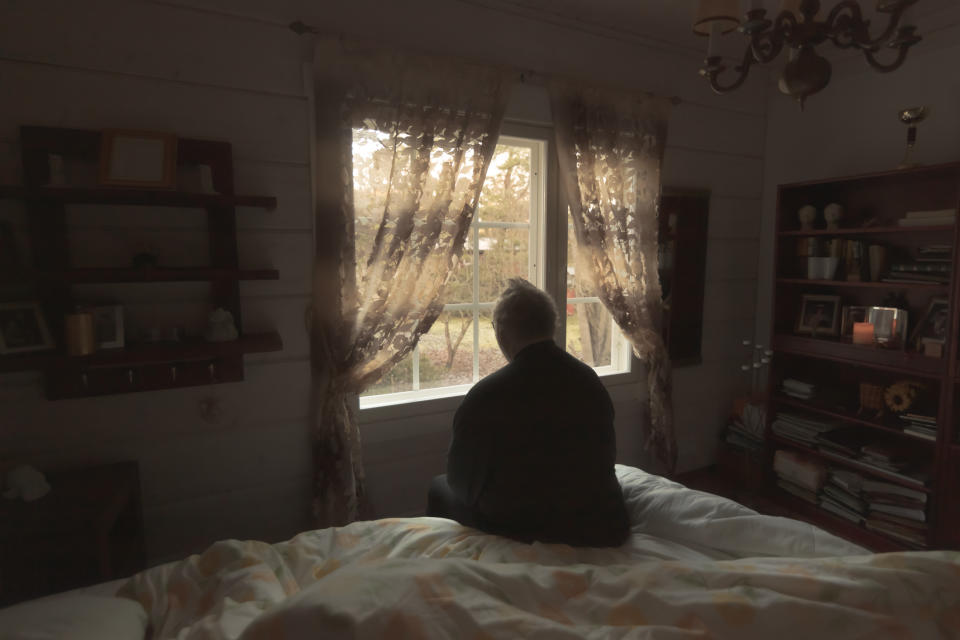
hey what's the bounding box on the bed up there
[2,465,958,639]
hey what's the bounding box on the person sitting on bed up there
[427,278,630,547]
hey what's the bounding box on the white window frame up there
[361,134,546,410]
[359,123,640,414]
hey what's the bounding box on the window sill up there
[359,359,642,424]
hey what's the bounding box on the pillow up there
[0,595,147,640]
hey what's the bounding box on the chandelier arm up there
[863,44,910,72]
[824,1,865,48]
[706,47,756,94]
[749,27,786,64]
[858,2,913,49]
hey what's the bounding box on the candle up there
[707,19,722,58]
[65,312,96,356]
[852,322,875,345]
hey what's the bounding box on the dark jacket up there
[446,339,629,547]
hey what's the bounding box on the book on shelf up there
[889,262,952,273]
[861,479,927,503]
[777,478,819,505]
[902,208,956,220]
[820,497,864,524]
[869,510,928,531]
[903,427,936,441]
[869,503,926,523]
[818,449,931,487]
[774,449,826,492]
[865,520,927,547]
[823,484,867,514]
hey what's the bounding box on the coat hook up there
[128,369,134,385]
[171,365,177,382]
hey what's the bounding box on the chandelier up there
[693,0,922,108]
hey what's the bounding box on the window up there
[564,214,633,376]
[357,131,632,409]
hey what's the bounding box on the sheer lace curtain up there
[310,39,508,526]
[550,82,677,474]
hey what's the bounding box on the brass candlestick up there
[898,106,928,169]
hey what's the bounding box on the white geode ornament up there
[3,464,51,502]
[204,308,239,342]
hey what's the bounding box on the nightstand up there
[0,461,146,605]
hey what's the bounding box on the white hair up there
[492,278,557,343]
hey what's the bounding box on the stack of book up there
[815,427,930,486]
[900,413,937,441]
[820,470,867,523]
[897,209,956,227]
[724,404,765,453]
[883,261,951,285]
[917,244,953,263]
[774,449,826,505]
[863,481,928,548]
[781,378,815,400]
[772,412,838,446]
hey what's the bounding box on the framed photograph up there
[909,297,950,350]
[796,294,841,336]
[89,305,125,349]
[840,305,870,337]
[0,302,54,354]
[99,129,177,189]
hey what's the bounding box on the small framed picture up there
[840,305,870,337]
[797,294,841,336]
[89,305,125,349]
[0,302,54,354]
[909,297,950,351]
[99,129,177,189]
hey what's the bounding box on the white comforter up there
[118,466,960,639]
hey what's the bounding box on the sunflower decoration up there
[884,380,923,414]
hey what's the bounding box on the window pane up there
[565,300,613,367]
[363,350,414,397]
[476,145,532,224]
[478,227,529,302]
[444,236,474,304]
[478,308,508,377]
[419,310,474,390]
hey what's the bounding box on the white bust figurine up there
[824,203,844,230]
[798,205,817,231]
[204,308,239,342]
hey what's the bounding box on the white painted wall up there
[0,0,765,563]
[755,6,960,346]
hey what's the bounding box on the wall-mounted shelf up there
[0,125,284,398]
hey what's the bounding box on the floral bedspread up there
[119,467,960,639]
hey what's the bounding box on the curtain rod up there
[290,21,682,106]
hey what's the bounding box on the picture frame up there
[840,305,870,337]
[909,297,949,351]
[0,301,54,354]
[89,305,125,349]
[98,129,177,189]
[796,294,841,337]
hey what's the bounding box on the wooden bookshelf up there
[765,162,960,551]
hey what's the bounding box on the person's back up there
[429,279,629,547]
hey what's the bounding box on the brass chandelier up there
[693,0,922,108]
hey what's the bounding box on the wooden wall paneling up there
[661,149,763,200]
[0,61,309,165]
[0,0,305,97]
